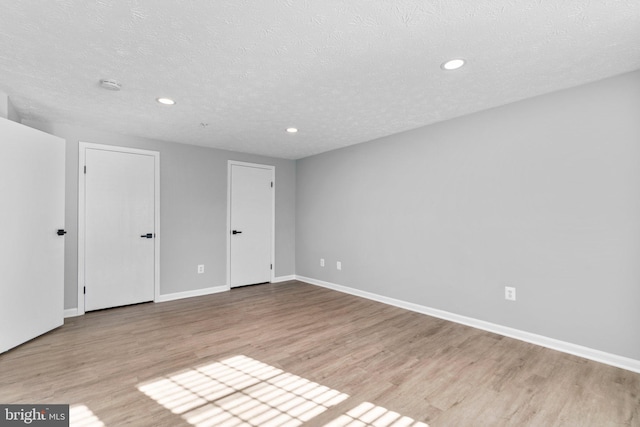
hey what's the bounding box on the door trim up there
[78,142,160,315]
[226,160,275,288]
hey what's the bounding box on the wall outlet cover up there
[505,286,516,301]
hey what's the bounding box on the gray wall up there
[7,97,20,123]
[0,93,7,119]
[0,92,21,122]
[23,122,296,310]
[296,70,640,360]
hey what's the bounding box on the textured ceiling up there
[1,1,639,159]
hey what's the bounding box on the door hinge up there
[271,181,273,188]
[84,165,86,174]
[270,264,273,270]
[83,286,86,295]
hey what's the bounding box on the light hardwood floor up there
[1,281,638,426]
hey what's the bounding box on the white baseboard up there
[156,285,229,303]
[64,308,80,318]
[296,275,640,374]
[272,275,296,283]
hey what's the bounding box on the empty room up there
[1,1,639,426]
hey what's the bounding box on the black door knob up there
[140,233,153,238]
[232,230,242,235]
[57,229,67,236]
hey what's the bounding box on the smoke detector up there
[99,79,122,91]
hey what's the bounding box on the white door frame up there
[227,160,275,288]
[78,142,160,315]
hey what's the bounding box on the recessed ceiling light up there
[156,97,175,105]
[99,79,121,91]
[441,58,466,70]
[286,127,298,133]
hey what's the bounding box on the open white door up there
[0,118,65,353]
[228,161,274,288]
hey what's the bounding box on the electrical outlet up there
[505,286,516,301]
[197,264,204,274]
[337,261,342,271]
[320,258,325,267]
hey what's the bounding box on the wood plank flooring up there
[1,281,638,426]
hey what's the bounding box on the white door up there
[229,162,274,288]
[0,117,65,353]
[82,146,157,311]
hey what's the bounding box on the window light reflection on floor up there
[138,355,429,427]
[138,355,349,427]
[325,402,429,427]
[69,404,105,427]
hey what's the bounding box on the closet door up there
[228,161,274,287]
[82,146,156,311]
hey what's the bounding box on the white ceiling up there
[1,1,639,159]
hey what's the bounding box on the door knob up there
[232,230,242,235]
[140,233,153,238]
[57,229,67,236]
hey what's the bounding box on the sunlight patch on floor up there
[325,402,429,427]
[70,404,105,427]
[138,355,349,427]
